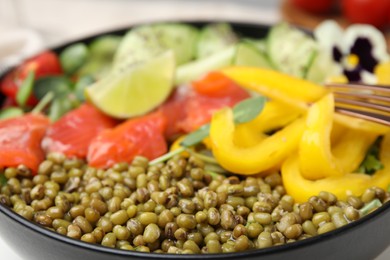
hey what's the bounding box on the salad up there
[0,21,390,254]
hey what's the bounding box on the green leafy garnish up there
[150,96,266,166]
[33,76,73,100]
[180,124,210,147]
[181,96,265,147]
[357,137,383,175]
[48,97,74,122]
[16,71,35,107]
[0,107,24,120]
[232,95,266,124]
[31,91,54,114]
[359,199,382,216]
[0,174,7,186]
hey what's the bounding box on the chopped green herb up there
[0,107,24,120]
[359,199,382,216]
[181,96,266,147]
[31,91,54,114]
[357,137,383,175]
[232,96,266,124]
[180,124,210,147]
[0,174,7,186]
[33,76,73,100]
[16,71,35,107]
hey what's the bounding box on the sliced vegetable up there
[60,43,89,75]
[282,133,390,202]
[267,23,317,78]
[196,23,238,59]
[175,46,236,85]
[114,23,199,67]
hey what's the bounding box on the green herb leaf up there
[0,174,6,186]
[357,137,383,175]
[232,96,266,124]
[181,96,266,147]
[74,75,94,101]
[48,97,74,122]
[181,124,210,147]
[0,107,24,120]
[33,76,73,100]
[16,71,35,107]
[31,91,54,114]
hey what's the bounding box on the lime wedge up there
[86,50,175,118]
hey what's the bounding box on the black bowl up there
[1,21,390,260]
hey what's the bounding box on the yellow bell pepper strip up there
[221,66,390,135]
[282,132,390,203]
[221,67,327,111]
[233,100,301,147]
[170,135,191,157]
[334,113,390,135]
[374,62,390,85]
[210,107,305,175]
[299,93,378,180]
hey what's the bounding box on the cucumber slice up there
[60,43,89,75]
[305,50,341,83]
[89,35,122,60]
[243,38,267,53]
[196,23,238,59]
[234,42,274,69]
[175,46,236,85]
[114,23,199,67]
[267,23,317,78]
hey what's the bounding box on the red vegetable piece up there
[42,103,117,159]
[342,0,390,28]
[0,113,49,174]
[0,51,62,106]
[290,0,335,14]
[87,112,167,169]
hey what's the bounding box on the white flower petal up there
[314,20,344,53]
[361,70,378,84]
[344,24,389,62]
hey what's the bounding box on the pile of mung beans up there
[0,152,388,254]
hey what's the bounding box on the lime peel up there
[86,50,176,119]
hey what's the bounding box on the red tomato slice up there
[87,112,167,169]
[0,113,50,174]
[42,103,117,159]
[0,51,62,105]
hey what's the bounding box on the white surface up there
[0,0,390,259]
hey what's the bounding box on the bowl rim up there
[1,19,390,258]
[2,197,390,258]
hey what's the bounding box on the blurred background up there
[0,0,281,45]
